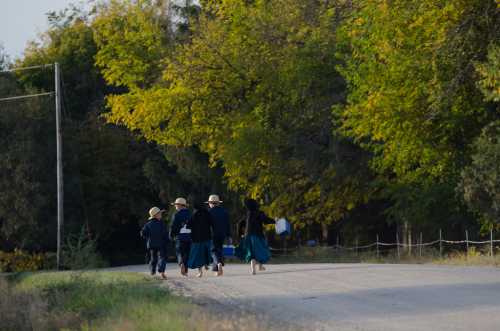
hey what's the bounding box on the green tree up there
[95,0,374,237]
[1,6,171,258]
[477,44,500,103]
[460,121,500,226]
[337,0,499,182]
[0,49,56,250]
[336,0,499,231]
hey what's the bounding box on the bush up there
[0,249,51,272]
[62,228,108,270]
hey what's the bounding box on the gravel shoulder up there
[118,263,500,331]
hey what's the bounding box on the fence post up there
[396,232,400,260]
[419,232,423,258]
[408,225,412,257]
[376,234,380,259]
[491,227,494,257]
[466,230,469,259]
[439,229,443,259]
[355,237,359,256]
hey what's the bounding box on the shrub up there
[0,250,50,272]
[62,228,108,270]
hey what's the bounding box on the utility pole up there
[55,62,64,270]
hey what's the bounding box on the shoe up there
[250,259,256,275]
[204,265,209,270]
[160,272,167,280]
[217,263,223,276]
[151,271,156,276]
[197,268,203,278]
[180,264,187,276]
[259,264,266,271]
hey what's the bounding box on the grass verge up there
[1,271,282,331]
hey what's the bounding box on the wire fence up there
[269,228,500,259]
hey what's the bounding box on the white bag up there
[275,218,290,235]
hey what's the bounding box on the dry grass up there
[272,245,500,267]
[432,247,500,267]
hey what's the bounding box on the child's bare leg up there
[250,259,256,275]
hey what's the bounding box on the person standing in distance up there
[141,207,169,279]
[170,197,192,276]
[206,194,230,276]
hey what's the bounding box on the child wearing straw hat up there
[206,194,230,276]
[170,197,192,276]
[141,207,169,279]
[186,202,215,277]
[235,199,275,275]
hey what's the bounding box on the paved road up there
[121,263,500,331]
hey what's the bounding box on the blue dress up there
[186,205,215,269]
[235,235,271,263]
[187,240,213,269]
[236,200,274,264]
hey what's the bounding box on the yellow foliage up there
[0,250,51,272]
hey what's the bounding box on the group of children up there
[140,195,275,279]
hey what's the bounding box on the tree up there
[460,121,500,227]
[337,0,499,182]
[93,0,172,90]
[459,42,500,227]
[1,6,168,257]
[476,44,500,103]
[0,48,56,250]
[336,0,500,232]
[94,0,374,237]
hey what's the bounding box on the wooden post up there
[490,228,494,257]
[439,229,443,259]
[396,232,400,260]
[466,230,469,259]
[408,223,412,256]
[376,234,380,259]
[419,232,423,258]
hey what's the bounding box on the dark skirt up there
[187,240,213,269]
[235,235,270,264]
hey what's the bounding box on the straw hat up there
[148,206,163,219]
[171,197,188,207]
[205,194,223,204]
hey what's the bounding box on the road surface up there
[119,263,500,331]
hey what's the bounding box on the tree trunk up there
[402,221,412,255]
[321,223,329,244]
